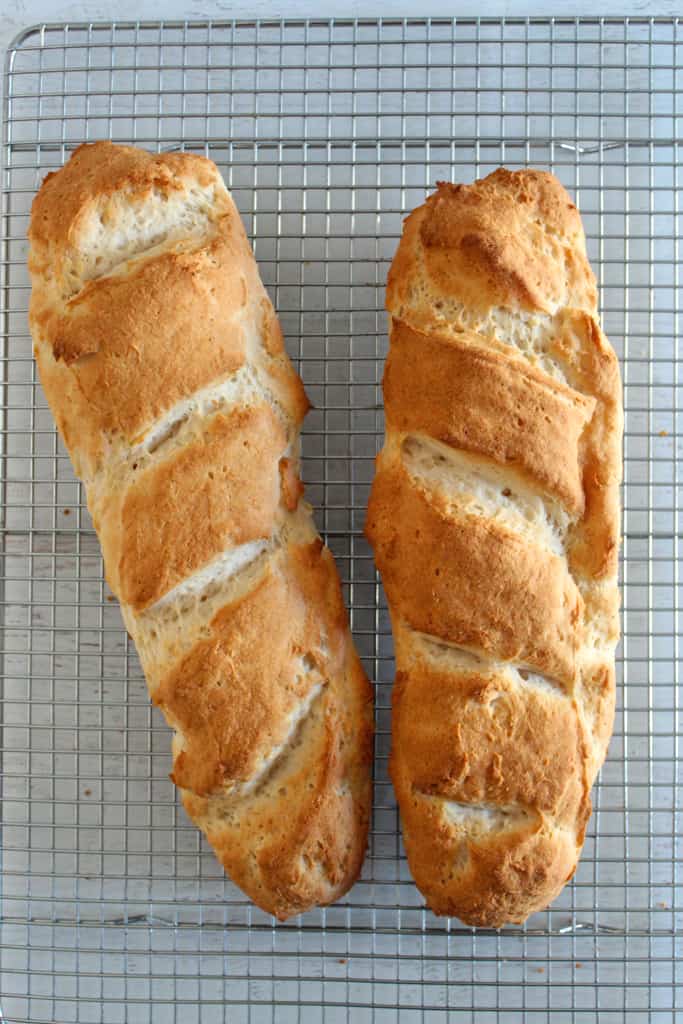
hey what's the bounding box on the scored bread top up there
[368,457,582,685]
[29,142,221,298]
[383,320,595,514]
[367,168,622,926]
[29,141,373,920]
[29,146,308,480]
[388,169,597,322]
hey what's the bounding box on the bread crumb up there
[107,595,116,602]
[659,429,668,437]
[536,967,544,974]
[63,508,70,515]
[338,958,348,965]
[84,788,92,796]
[575,962,582,969]
[657,901,668,909]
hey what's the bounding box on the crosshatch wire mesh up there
[0,15,681,1023]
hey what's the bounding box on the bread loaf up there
[366,169,622,926]
[28,141,373,920]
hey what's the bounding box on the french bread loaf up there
[28,141,373,920]
[366,169,622,926]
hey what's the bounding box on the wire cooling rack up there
[1,16,682,1023]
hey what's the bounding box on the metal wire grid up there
[0,15,681,1023]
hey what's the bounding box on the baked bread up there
[28,141,373,920]
[366,169,622,926]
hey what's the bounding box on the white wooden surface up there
[2,11,680,1022]
[2,0,680,64]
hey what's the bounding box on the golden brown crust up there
[109,404,286,611]
[384,320,595,514]
[29,151,309,479]
[392,658,589,826]
[578,661,616,776]
[39,229,250,369]
[390,780,580,927]
[387,169,597,328]
[179,542,374,920]
[257,298,312,426]
[28,142,372,920]
[366,460,582,685]
[279,457,305,511]
[368,167,622,926]
[29,141,219,284]
[32,228,252,474]
[156,542,345,796]
[390,649,592,927]
[552,311,623,580]
[183,688,370,921]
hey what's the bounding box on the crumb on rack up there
[84,788,92,796]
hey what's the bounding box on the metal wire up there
[0,16,681,1024]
